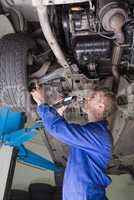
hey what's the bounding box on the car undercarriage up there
[0,0,134,178]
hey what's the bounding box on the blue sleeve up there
[37,104,107,149]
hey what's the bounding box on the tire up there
[0,33,35,112]
[29,183,54,200]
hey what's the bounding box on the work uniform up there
[37,104,113,200]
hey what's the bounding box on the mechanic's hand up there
[31,81,46,106]
[57,105,67,116]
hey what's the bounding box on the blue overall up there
[37,104,113,200]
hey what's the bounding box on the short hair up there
[93,87,117,119]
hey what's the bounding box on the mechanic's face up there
[83,91,105,117]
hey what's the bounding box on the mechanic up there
[31,83,116,200]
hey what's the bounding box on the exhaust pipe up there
[98,0,128,93]
[98,1,128,44]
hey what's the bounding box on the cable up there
[97,32,115,40]
[97,22,115,40]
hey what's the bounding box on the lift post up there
[0,107,63,200]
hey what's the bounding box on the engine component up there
[30,62,51,79]
[69,6,90,36]
[112,45,124,66]
[112,44,123,91]
[98,0,128,44]
[111,43,124,93]
[98,0,128,92]
[73,35,112,66]
[62,4,115,79]
[72,36,113,75]
[68,4,99,37]
[34,68,66,84]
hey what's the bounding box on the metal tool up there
[53,96,77,109]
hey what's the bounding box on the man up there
[31,84,115,200]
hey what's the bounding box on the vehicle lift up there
[0,107,63,200]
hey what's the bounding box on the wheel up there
[0,33,35,112]
[29,183,54,200]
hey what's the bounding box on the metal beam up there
[0,145,17,200]
[32,0,88,6]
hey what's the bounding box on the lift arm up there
[0,107,63,200]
